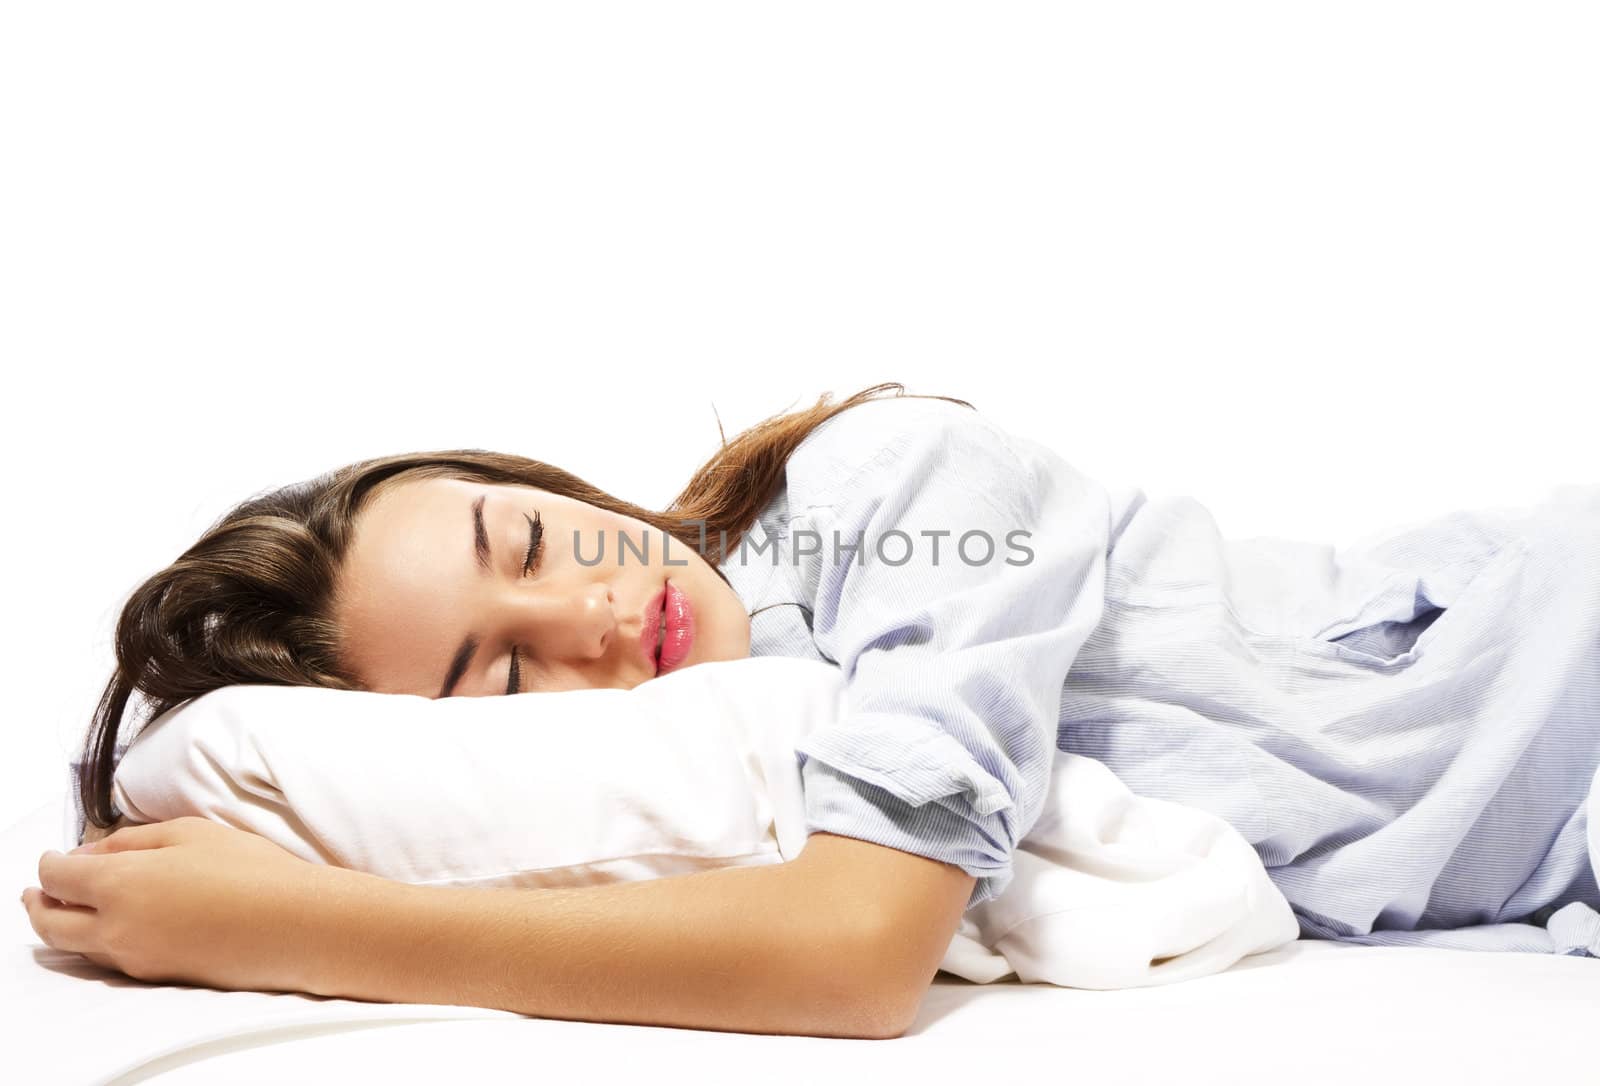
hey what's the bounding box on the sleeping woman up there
[23,382,1600,1038]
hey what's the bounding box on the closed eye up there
[507,510,544,695]
[521,511,544,576]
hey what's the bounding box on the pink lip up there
[657,581,695,675]
[640,587,667,676]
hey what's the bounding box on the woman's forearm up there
[291,857,906,1039]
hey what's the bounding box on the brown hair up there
[75,382,974,831]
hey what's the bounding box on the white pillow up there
[109,655,1299,988]
[112,656,834,888]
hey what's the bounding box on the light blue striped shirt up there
[716,396,1600,956]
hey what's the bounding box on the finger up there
[22,886,101,955]
[79,819,185,854]
[82,950,121,973]
[38,851,110,908]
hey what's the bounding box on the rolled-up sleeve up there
[782,398,1116,911]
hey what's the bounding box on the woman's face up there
[334,476,752,697]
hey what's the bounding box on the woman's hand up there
[21,816,330,992]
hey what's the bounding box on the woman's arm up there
[771,397,1117,913]
[26,818,968,1040]
[298,832,959,1039]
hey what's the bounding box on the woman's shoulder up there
[804,394,987,446]
[787,396,1007,495]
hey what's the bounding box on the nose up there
[505,578,618,666]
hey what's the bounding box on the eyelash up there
[521,510,544,577]
[507,511,544,695]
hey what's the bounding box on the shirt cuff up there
[797,755,1017,912]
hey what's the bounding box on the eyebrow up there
[437,494,496,698]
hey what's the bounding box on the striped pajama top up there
[715,394,1600,956]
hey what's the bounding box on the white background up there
[2,2,1595,833]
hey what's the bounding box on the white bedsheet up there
[7,798,1593,1085]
